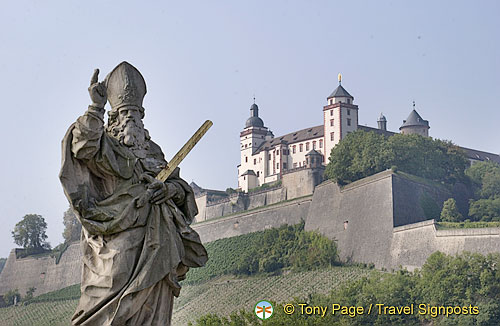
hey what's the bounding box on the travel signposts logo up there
[255,300,274,320]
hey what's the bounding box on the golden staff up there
[156,120,213,182]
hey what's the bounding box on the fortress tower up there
[238,101,273,191]
[399,102,430,137]
[323,74,359,160]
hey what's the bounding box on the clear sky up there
[0,1,498,257]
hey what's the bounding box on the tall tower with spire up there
[323,74,359,160]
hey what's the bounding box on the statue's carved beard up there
[117,119,148,148]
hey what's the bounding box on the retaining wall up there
[0,242,81,297]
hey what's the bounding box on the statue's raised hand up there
[88,69,107,109]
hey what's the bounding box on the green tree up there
[11,214,51,250]
[465,161,500,221]
[324,131,468,185]
[466,161,500,186]
[387,134,467,184]
[480,171,500,199]
[440,198,463,222]
[63,208,82,243]
[324,130,390,184]
[469,197,500,222]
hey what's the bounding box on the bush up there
[23,287,36,302]
[440,198,463,222]
[184,222,338,284]
[3,289,21,306]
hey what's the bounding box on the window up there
[306,158,309,164]
[276,163,279,169]
[283,163,287,169]
[330,110,333,116]
[245,144,247,148]
[245,157,248,162]
[313,141,316,149]
[257,171,260,177]
[254,158,256,165]
[277,150,280,155]
[293,145,296,154]
[330,119,334,127]
[347,109,351,115]
[268,154,271,160]
[299,144,303,152]
[347,99,351,104]
[347,118,351,126]
[329,99,333,105]
[306,142,310,151]
[330,132,334,141]
[319,139,323,148]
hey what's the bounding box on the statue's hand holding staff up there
[140,174,175,205]
[88,69,107,109]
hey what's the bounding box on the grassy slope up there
[0,266,371,326]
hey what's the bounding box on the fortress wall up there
[305,170,460,270]
[204,202,226,220]
[265,187,286,206]
[193,196,312,244]
[305,171,395,268]
[391,174,451,226]
[41,243,81,294]
[1,170,498,297]
[246,192,267,210]
[391,220,500,271]
[0,242,81,297]
[194,194,208,222]
[282,168,322,200]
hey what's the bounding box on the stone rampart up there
[305,171,395,268]
[0,242,81,297]
[0,196,311,297]
[391,220,500,271]
[282,166,324,200]
[193,196,312,243]
[1,170,497,296]
[305,170,499,270]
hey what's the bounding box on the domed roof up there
[245,116,264,128]
[378,113,387,121]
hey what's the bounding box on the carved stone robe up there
[60,107,207,325]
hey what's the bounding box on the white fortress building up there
[237,74,499,192]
